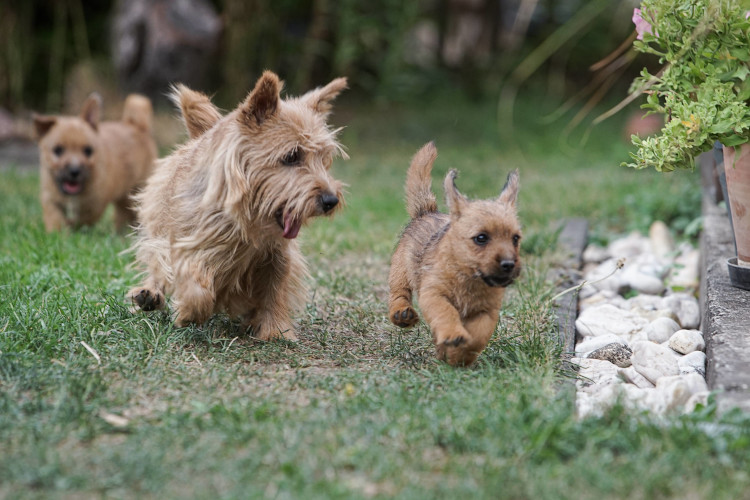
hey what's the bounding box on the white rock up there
[575,334,628,355]
[653,376,693,413]
[622,265,666,295]
[655,374,709,413]
[678,351,707,377]
[583,258,626,294]
[583,243,610,264]
[684,391,710,413]
[669,329,705,354]
[575,358,623,392]
[618,366,655,388]
[579,290,626,312]
[625,294,665,311]
[575,304,649,340]
[649,221,674,259]
[644,317,681,343]
[608,232,650,260]
[631,340,680,384]
[669,248,700,290]
[663,293,701,329]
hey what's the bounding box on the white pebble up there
[668,329,705,354]
[631,340,680,385]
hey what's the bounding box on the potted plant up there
[625,0,750,289]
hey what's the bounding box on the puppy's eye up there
[513,234,521,247]
[53,145,64,156]
[281,149,302,166]
[473,233,489,246]
[83,146,93,157]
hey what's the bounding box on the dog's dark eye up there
[53,145,64,156]
[473,233,489,246]
[281,149,302,166]
[513,234,521,247]
[83,145,93,157]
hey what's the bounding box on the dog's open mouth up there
[481,274,514,288]
[275,209,302,239]
[61,180,84,195]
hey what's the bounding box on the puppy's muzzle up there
[481,260,519,287]
[57,164,88,195]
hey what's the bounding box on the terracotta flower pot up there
[723,144,750,268]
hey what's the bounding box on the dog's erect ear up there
[240,71,281,127]
[498,169,520,207]
[301,77,347,114]
[444,169,468,216]
[32,114,57,139]
[80,93,102,130]
[170,84,222,139]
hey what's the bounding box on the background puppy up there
[34,93,157,232]
[388,142,521,366]
[129,71,347,341]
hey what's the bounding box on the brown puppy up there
[34,93,157,232]
[128,71,347,341]
[388,142,521,366]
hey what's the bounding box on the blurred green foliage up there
[1,0,637,111]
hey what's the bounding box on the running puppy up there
[388,142,521,366]
[34,93,157,231]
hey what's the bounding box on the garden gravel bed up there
[572,225,707,417]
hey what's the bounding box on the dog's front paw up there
[436,336,478,366]
[390,306,419,328]
[131,288,164,311]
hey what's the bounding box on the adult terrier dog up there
[129,71,347,340]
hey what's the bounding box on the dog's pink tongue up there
[63,181,82,194]
[283,213,302,239]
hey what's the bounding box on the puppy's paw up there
[390,306,419,328]
[441,335,466,347]
[131,288,164,311]
[436,336,478,366]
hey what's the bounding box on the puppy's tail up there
[122,94,154,134]
[405,141,439,219]
[169,84,222,139]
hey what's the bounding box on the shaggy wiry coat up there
[129,71,347,340]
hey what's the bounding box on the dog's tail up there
[121,94,154,134]
[405,141,439,219]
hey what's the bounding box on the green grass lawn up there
[1,91,749,499]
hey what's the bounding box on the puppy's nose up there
[500,260,516,273]
[67,165,82,178]
[320,193,339,213]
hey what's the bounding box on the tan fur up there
[34,93,157,232]
[388,142,522,366]
[128,71,348,341]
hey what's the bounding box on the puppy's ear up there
[498,169,519,207]
[170,84,221,139]
[301,77,347,115]
[444,169,468,216]
[32,114,57,139]
[80,93,102,130]
[240,71,281,127]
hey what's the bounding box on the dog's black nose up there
[67,166,81,178]
[500,260,516,273]
[321,193,339,213]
